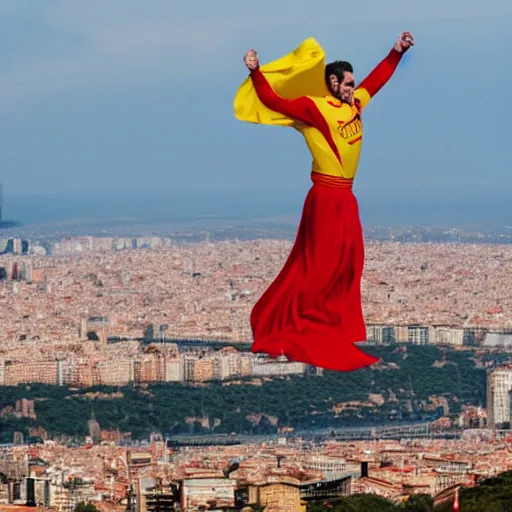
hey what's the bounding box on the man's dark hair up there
[325,60,353,86]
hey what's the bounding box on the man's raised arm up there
[244,49,321,127]
[355,31,415,107]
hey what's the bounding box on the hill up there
[0,344,501,441]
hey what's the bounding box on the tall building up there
[487,366,512,428]
[88,416,102,444]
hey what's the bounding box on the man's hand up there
[394,31,415,53]
[244,49,259,71]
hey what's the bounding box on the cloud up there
[0,0,509,107]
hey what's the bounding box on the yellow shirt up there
[234,38,403,179]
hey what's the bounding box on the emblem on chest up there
[337,114,362,143]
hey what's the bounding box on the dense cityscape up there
[0,234,512,511]
[1,1,510,509]
[2,235,512,343]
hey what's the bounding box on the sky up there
[0,0,511,225]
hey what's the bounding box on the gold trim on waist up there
[311,171,353,189]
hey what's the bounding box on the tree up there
[434,472,512,512]
[401,493,434,511]
[307,494,397,511]
[75,503,99,512]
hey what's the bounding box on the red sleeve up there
[357,49,403,98]
[250,68,322,127]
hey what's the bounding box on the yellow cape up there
[233,37,329,127]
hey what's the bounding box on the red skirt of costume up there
[250,172,379,372]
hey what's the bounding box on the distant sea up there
[3,184,512,232]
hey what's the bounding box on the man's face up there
[328,71,355,105]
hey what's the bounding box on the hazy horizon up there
[4,182,512,229]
